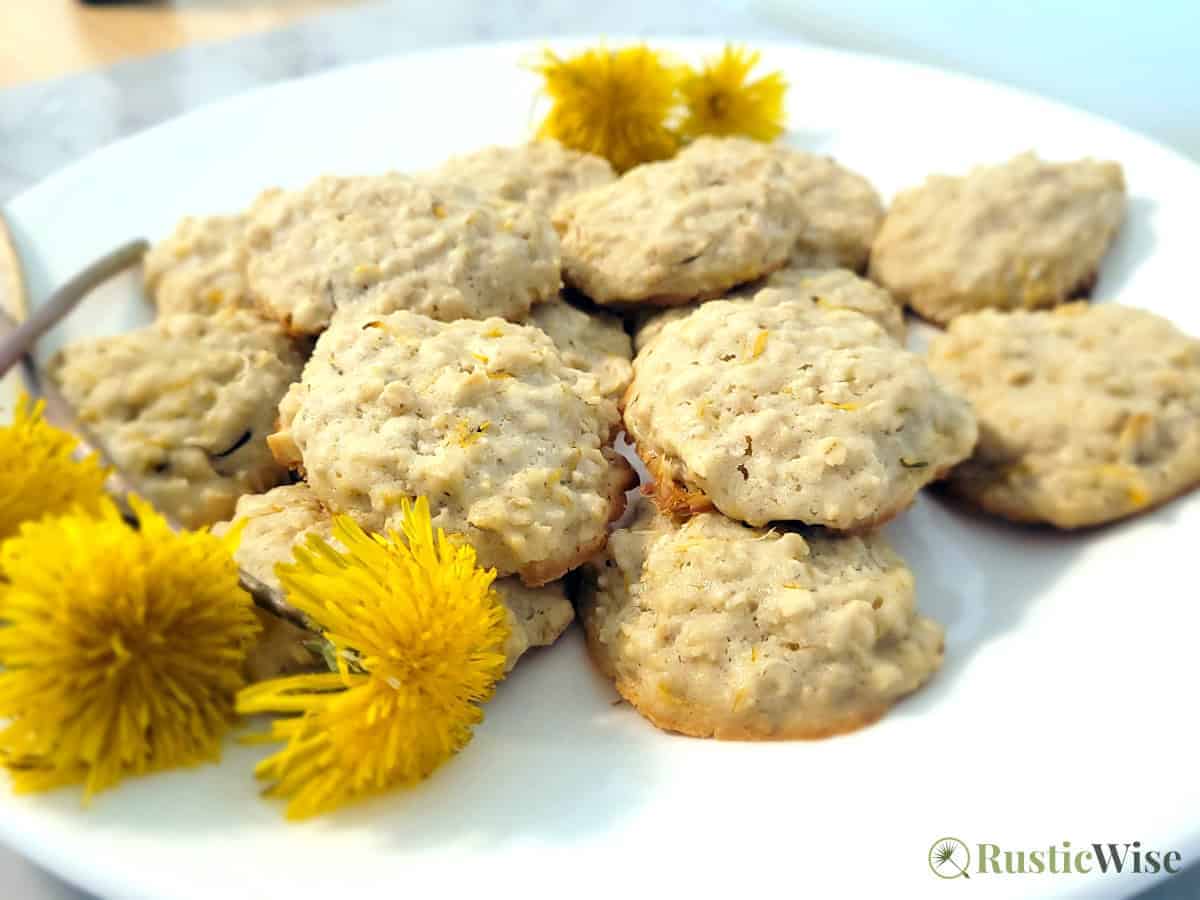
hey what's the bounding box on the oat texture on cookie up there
[432,141,617,218]
[268,309,631,584]
[635,267,905,352]
[769,146,884,271]
[50,310,306,528]
[755,267,904,341]
[870,152,1125,324]
[580,501,945,739]
[555,136,803,306]
[928,303,1200,528]
[244,173,561,334]
[529,296,634,402]
[143,214,256,316]
[624,290,976,529]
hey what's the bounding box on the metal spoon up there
[0,214,309,631]
[0,240,147,375]
[0,211,25,329]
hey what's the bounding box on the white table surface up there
[1,1,1196,896]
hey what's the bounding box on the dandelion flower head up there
[0,394,110,541]
[679,44,787,142]
[0,497,259,799]
[532,44,683,173]
[237,497,511,819]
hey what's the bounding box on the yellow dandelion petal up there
[236,497,511,819]
[679,45,788,142]
[0,497,259,801]
[0,394,110,540]
[531,44,682,173]
[749,329,770,360]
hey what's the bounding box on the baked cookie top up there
[580,501,944,740]
[756,267,905,342]
[221,483,574,672]
[431,141,616,218]
[50,310,305,528]
[529,297,633,402]
[555,136,802,305]
[772,148,884,271]
[633,267,904,353]
[624,292,977,529]
[244,173,560,334]
[220,483,334,593]
[269,309,631,584]
[927,303,1200,528]
[143,214,255,316]
[870,152,1125,324]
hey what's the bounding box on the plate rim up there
[7,34,1200,223]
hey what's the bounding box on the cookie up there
[580,501,944,739]
[772,148,884,271]
[634,267,905,352]
[244,174,560,335]
[555,136,802,306]
[268,310,632,584]
[630,305,685,354]
[927,303,1200,528]
[431,141,616,218]
[870,152,1125,324]
[220,483,575,676]
[529,296,633,402]
[624,292,977,529]
[51,310,306,528]
[143,214,255,316]
[220,483,334,593]
[756,267,904,342]
[493,578,577,669]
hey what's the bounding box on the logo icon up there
[929,837,972,880]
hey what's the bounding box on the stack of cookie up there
[868,152,1200,530]
[47,133,1200,740]
[53,141,636,680]
[556,137,976,738]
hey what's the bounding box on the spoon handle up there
[0,234,312,633]
[0,238,148,376]
[0,211,27,326]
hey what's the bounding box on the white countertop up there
[1,1,1196,896]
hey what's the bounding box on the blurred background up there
[1,1,1198,898]
[1,1,357,86]
[3,0,1197,202]
[2,1,1197,159]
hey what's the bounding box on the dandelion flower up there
[0,394,109,540]
[0,497,259,800]
[679,45,787,142]
[532,45,682,173]
[236,497,510,819]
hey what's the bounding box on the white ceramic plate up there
[2,38,1198,900]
